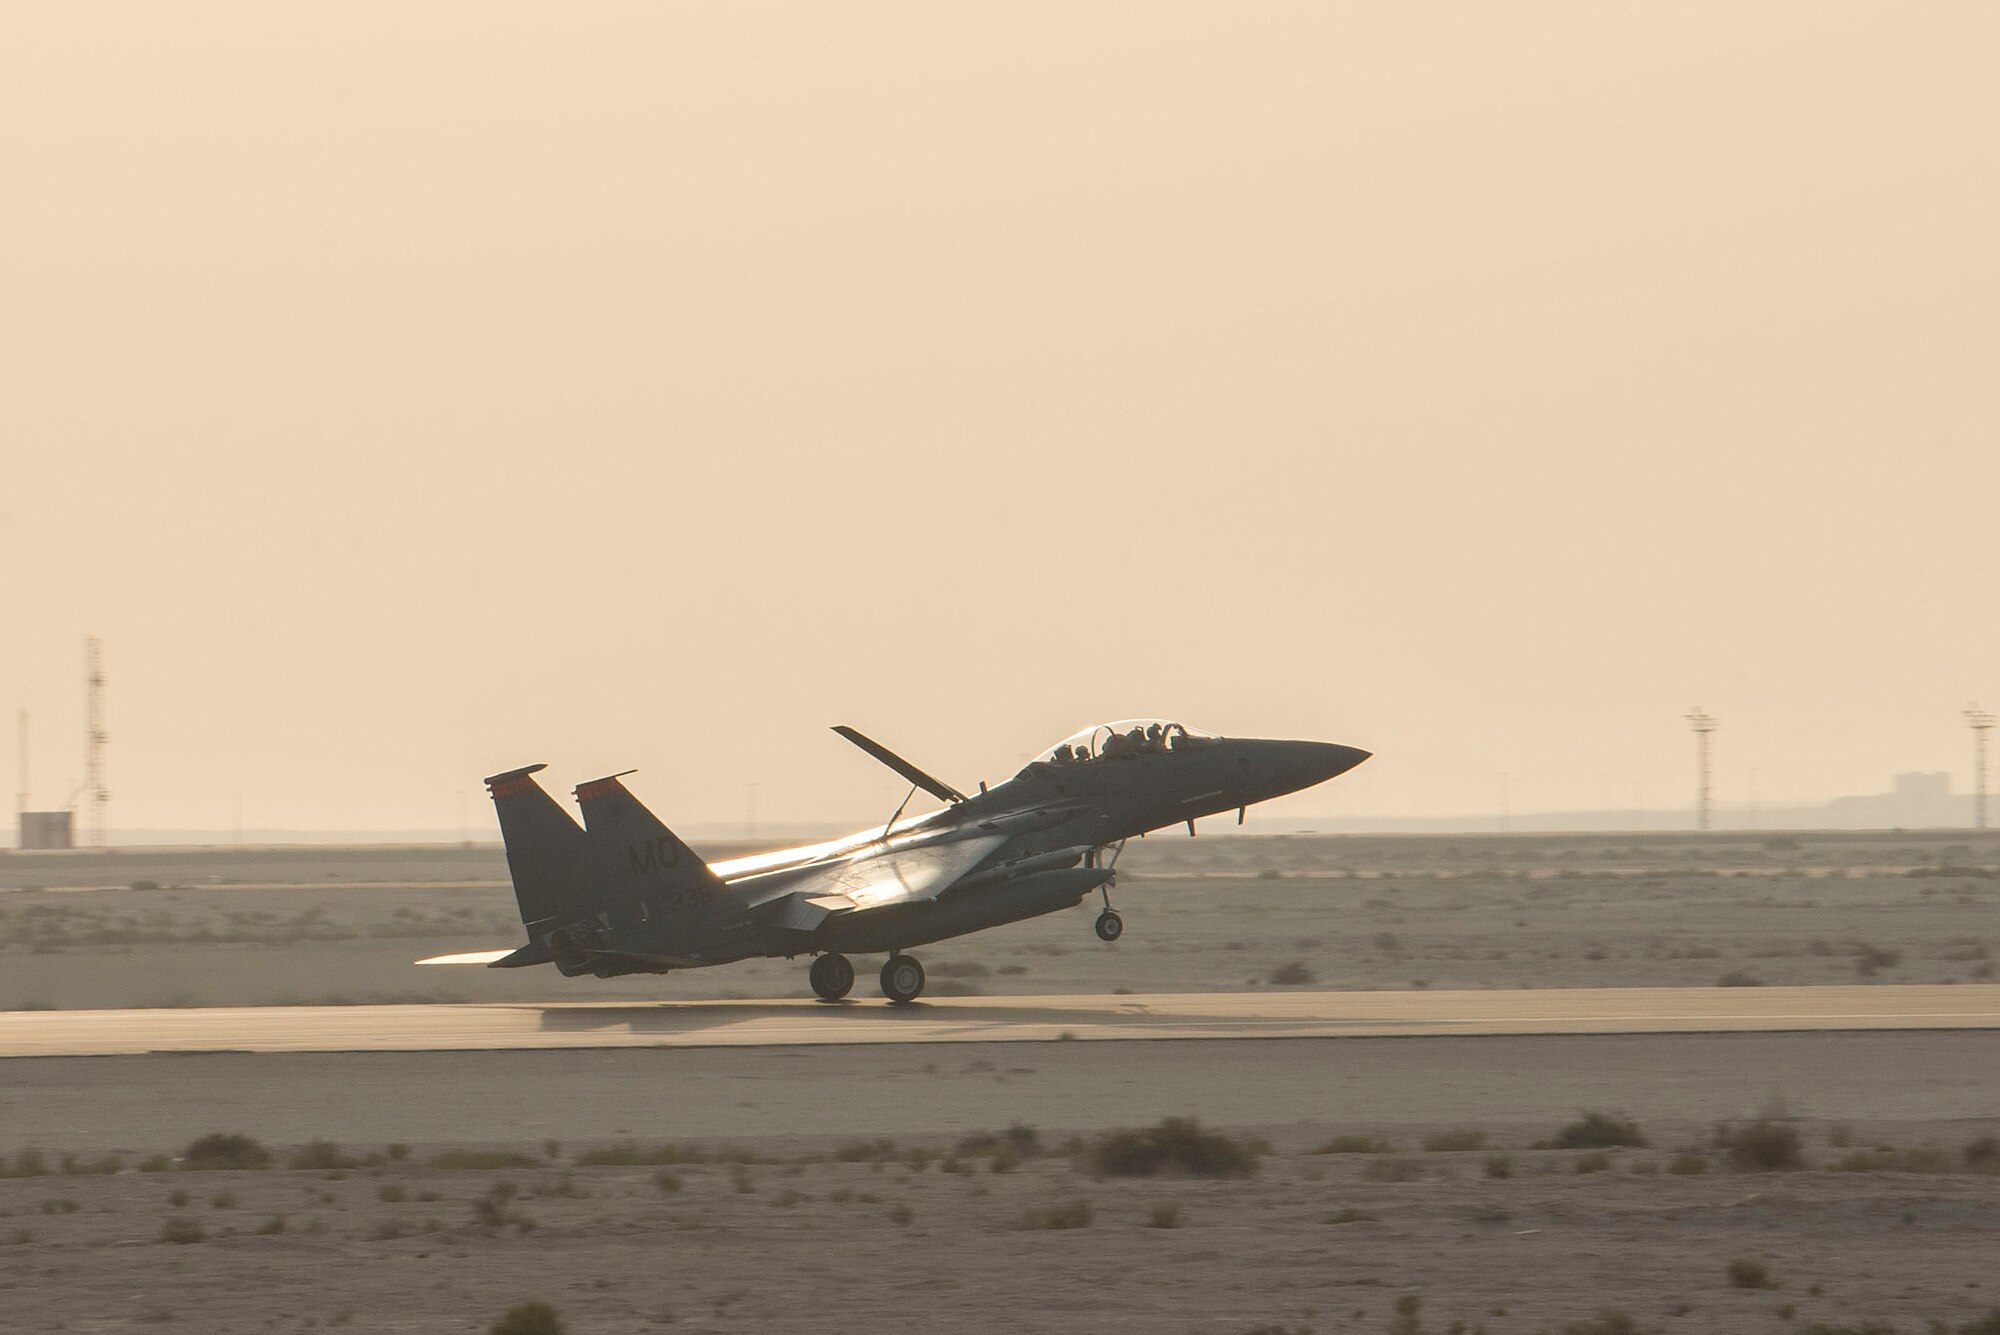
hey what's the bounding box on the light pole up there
[1967,704,1995,830]
[1686,708,1718,831]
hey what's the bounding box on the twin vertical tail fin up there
[574,773,726,922]
[484,765,591,939]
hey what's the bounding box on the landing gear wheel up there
[809,952,854,1002]
[880,954,926,1005]
[1094,910,1124,943]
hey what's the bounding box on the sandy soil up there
[2,1034,1999,1333]
[4,833,1998,1333]
[3,830,1998,1009]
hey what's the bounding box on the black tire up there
[1094,910,1124,943]
[880,954,926,1005]
[809,952,855,1002]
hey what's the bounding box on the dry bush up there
[157,1217,206,1245]
[1267,960,1316,985]
[1146,1203,1185,1229]
[1017,1199,1092,1230]
[181,1133,271,1171]
[1422,1129,1488,1152]
[1727,1258,1775,1289]
[490,1302,564,1335]
[1311,1134,1395,1155]
[956,1124,1042,1160]
[1546,1112,1646,1150]
[1714,1118,1805,1172]
[1362,1158,1421,1183]
[432,1149,539,1171]
[1083,1119,1258,1178]
[289,1141,361,1170]
[1829,1146,1953,1173]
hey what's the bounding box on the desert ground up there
[3,831,1998,1333]
[4,829,1998,1009]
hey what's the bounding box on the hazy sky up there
[5,4,1997,834]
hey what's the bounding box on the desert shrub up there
[1323,1206,1374,1224]
[490,1302,564,1335]
[1268,960,1316,985]
[1422,1130,1487,1152]
[1548,1113,1646,1150]
[181,1133,271,1171]
[367,1218,407,1240]
[1964,1135,2000,1173]
[1483,1154,1514,1179]
[1717,970,1764,987]
[833,1139,900,1163]
[1715,1118,1805,1172]
[210,1190,237,1209]
[1083,1119,1257,1178]
[1573,1151,1612,1174]
[0,1150,50,1179]
[1727,1258,1775,1289]
[888,1202,914,1226]
[1018,1199,1092,1230]
[157,1217,206,1244]
[1146,1203,1185,1229]
[255,1215,287,1235]
[137,1155,171,1173]
[1830,1146,1953,1173]
[653,1171,682,1194]
[377,1184,405,1203]
[1853,945,1900,977]
[955,1125,1041,1159]
[432,1149,539,1171]
[1562,1311,1640,1335]
[59,1153,122,1175]
[1362,1158,1421,1183]
[1666,1151,1709,1175]
[168,1188,190,1207]
[1311,1134,1394,1155]
[289,1141,360,1170]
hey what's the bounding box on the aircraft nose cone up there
[1304,742,1372,784]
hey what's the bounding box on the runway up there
[5,984,1998,1058]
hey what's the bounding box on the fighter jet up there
[422,719,1369,1003]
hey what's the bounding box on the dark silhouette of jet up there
[422,719,1369,1003]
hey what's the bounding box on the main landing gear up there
[809,952,854,1002]
[807,951,926,1004]
[880,953,926,1005]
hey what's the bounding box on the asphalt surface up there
[4,984,1997,1057]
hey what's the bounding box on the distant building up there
[18,810,74,849]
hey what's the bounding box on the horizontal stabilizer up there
[416,940,554,968]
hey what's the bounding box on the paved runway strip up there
[4,984,1998,1058]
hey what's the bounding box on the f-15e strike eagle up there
[421,720,1369,1004]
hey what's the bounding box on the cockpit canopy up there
[1024,719,1217,772]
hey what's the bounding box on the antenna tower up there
[1685,707,1718,831]
[84,638,108,847]
[1967,703,1996,830]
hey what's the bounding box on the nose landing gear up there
[1086,838,1127,944]
[808,952,855,1002]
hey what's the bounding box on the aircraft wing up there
[750,833,1007,932]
